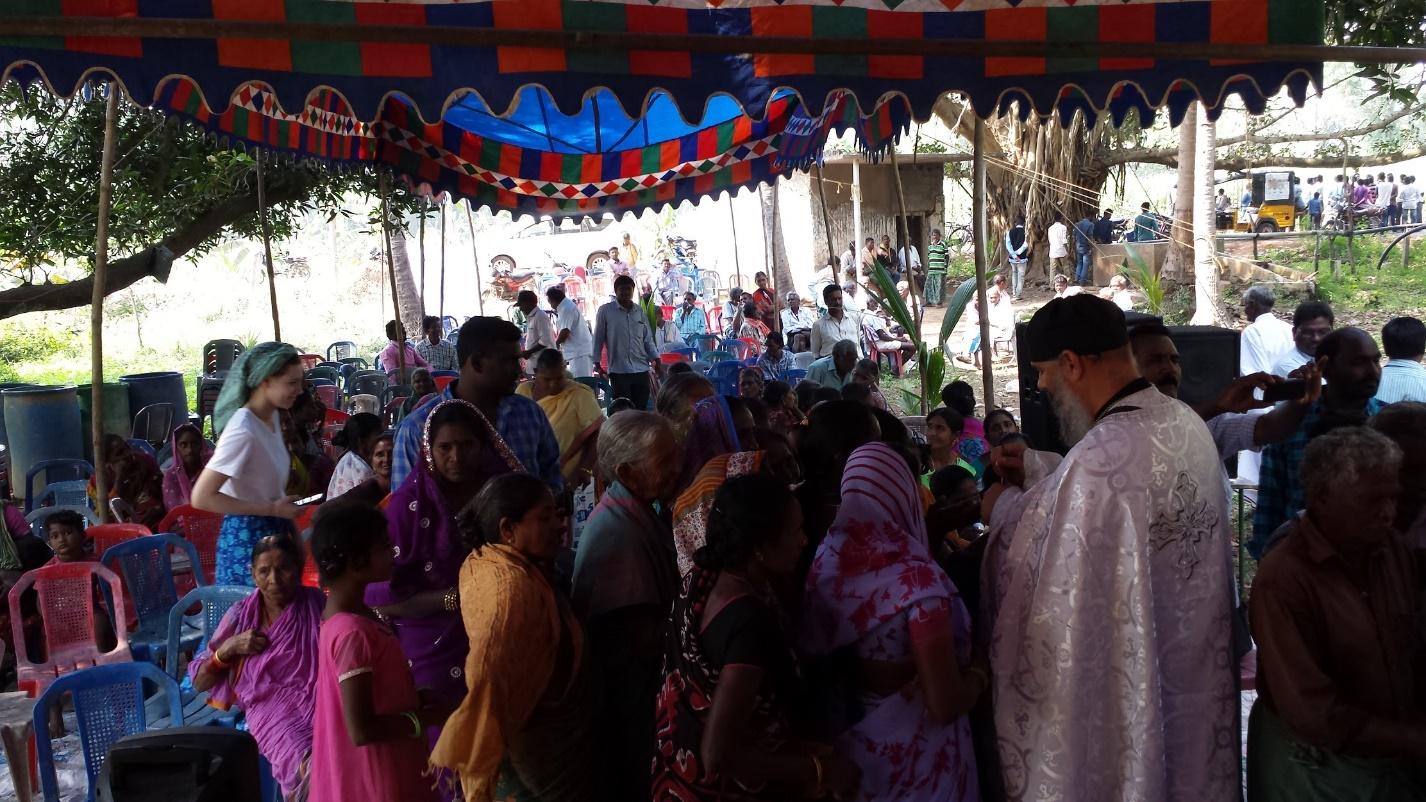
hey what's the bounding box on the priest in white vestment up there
[981,295,1238,802]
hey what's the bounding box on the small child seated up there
[36,510,117,735]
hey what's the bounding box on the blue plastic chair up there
[126,438,158,461]
[35,479,92,510]
[24,459,95,514]
[26,505,99,539]
[671,347,699,361]
[783,368,808,387]
[703,350,736,365]
[687,334,720,356]
[35,662,184,802]
[431,370,459,379]
[306,377,336,388]
[165,584,251,727]
[575,377,614,412]
[101,534,206,665]
[707,362,744,396]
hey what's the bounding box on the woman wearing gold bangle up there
[653,475,861,801]
[366,399,524,742]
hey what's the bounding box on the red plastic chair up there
[156,505,222,587]
[87,523,151,560]
[312,383,340,410]
[9,562,132,697]
[659,304,675,322]
[323,408,350,427]
[659,352,689,366]
[433,375,456,392]
[297,354,323,371]
[295,507,322,589]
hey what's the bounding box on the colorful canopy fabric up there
[0,0,1322,217]
[150,79,911,218]
[1,0,1321,128]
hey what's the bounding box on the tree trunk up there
[1191,107,1219,326]
[933,98,1114,283]
[388,232,425,336]
[1163,107,1196,281]
[759,182,795,298]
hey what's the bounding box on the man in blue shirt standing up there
[593,274,662,411]
[392,316,563,489]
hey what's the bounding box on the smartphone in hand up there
[1262,379,1307,403]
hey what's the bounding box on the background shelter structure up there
[0,0,1333,477]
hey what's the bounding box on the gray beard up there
[1048,374,1094,447]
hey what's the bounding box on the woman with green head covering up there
[191,342,307,586]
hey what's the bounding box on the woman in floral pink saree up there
[803,442,986,802]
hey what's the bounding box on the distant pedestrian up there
[1004,216,1029,300]
[1074,213,1095,285]
[1047,212,1069,277]
[1130,202,1158,242]
[1401,176,1422,225]
[1306,193,1323,230]
[925,229,949,306]
[1092,208,1117,245]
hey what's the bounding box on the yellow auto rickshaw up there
[1234,170,1301,233]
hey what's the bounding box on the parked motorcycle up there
[489,255,540,302]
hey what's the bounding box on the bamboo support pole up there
[418,200,427,318]
[973,119,996,411]
[90,84,120,522]
[256,153,281,342]
[464,202,484,316]
[439,200,447,320]
[5,19,1420,64]
[379,174,405,380]
[814,163,838,282]
[888,148,926,413]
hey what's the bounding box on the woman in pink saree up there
[163,423,214,510]
[190,534,324,801]
[802,442,987,802]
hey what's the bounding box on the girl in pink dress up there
[308,502,444,802]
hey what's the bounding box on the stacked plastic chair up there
[157,504,224,587]
[9,562,132,698]
[24,459,95,514]
[25,506,99,539]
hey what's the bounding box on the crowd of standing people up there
[16,261,1409,802]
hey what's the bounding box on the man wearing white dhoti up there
[1238,286,1296,486]
[981,295,1238,802]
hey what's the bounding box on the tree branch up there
[0,177,310,319]
[1101,97,1426,167]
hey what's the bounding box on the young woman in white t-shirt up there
[192,342,306,586]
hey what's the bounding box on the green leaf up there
[925,348,946,409]
[869,264,914,336]
[938,277,978,349]
[1123,248,1165,316]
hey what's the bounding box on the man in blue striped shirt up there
[1375,316,1426,404]
[392,317,562,490]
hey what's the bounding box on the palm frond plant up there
[1124,249,1165,316]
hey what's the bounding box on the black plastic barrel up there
[119,371,188,425]
[1,384,83,502]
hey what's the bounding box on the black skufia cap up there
[1025,294,1129,363]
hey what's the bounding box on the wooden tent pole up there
[464,202,484,316]
[888,148,926,413]
[728,197,743,300]
[256,153,281,342]
[814,163,838,283]
[90,83,120,523]
[418,199,427,318]
[852,160,863,280]
[439,200,447,320]
[973,118,996,411]
[379,174,405,380]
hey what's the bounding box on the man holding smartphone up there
[1128,322,1321,464]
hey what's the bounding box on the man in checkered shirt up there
[415,315,460,372]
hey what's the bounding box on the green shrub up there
[0,325,68,364]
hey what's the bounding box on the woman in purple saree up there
[190,535,324,802]
[366,399,525,717]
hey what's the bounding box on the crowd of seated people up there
[2,297,1422,802]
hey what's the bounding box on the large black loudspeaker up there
[1016,323,1240,455]
[98,727,262,802]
